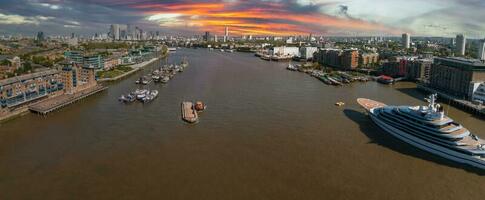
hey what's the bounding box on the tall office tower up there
[204,31,210,41]
[402,33,411,49]
[36,31,44,42]
[110,24,120,40]
[223,26,229,42]
[214,35,218,42]
[478,39,485,61]
[455,34,466,56]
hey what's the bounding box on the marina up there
[1,49,485,199]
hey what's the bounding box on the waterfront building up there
[65,51,105,70]
[270,46,300,57]
[402,33,410,49]
[455,34,466,56]
[341,49,359,70]
[299,47,318,60]
[381,56,418,78]
[314,48,359,70]
[83,54,104,70]
[359,53,379,67]
[315,48,342,68]
[429,57,485,99]
[103,57,121,70]
[407,59,433,82]
[471,83,485,103]
[478,39,485,61]
[61,63,97,94]
[0,69,64,110]
[64,51,84,65]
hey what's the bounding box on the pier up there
[29,85,108,115]
[417,84,485,117]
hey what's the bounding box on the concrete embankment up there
[29,85,108,115]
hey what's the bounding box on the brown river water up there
[0,48,484,199]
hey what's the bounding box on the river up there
[0,48,484,199]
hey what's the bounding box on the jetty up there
[181,101,198,123]
[417,84,485,117]
[29,85,107,115]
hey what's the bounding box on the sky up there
[0,0,484,37]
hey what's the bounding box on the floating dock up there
[181,101,198,123]
[29,85,107,115]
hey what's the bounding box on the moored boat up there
[357,94,485,170]
[142,90,158,103]
[377,75,394,84]
[181,101,198,123]
[194,101,206,112]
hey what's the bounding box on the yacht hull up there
[368,109,485,170]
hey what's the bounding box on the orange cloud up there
[136,1,401,36]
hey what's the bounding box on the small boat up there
[119,93,136,103]
[181,101,199,123]
[194,101,206,112]
[135,89,148,100]
[142,90,158,103]
[335,102,345,106]
[152,75,161,83]
[161,76,170,83]
[287,63,298,71]
[377,75,394,84]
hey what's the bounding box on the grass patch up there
[97,66,134,79]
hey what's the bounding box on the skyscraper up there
[479,39,485,61]
[223,26,229,42]
[455,34,466,56]
[36,31,44,42]
[110,24,120,40]
[204,31,210,41]
[402,33,410,49]
[214,35,218,42]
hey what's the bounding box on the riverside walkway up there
[29,85,107,115]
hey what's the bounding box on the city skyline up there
[0,0,485,37]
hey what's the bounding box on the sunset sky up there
[0,0,484,37]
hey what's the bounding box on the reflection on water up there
[0,49,484,199]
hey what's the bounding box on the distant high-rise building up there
[455,34,466,56]
[36,31,44,42]
[214,35,218,42]
[110,24,120,40]
[402,33,410,49]
[478,39,485,61]
[204,31,210,41]
[223,26,229,42]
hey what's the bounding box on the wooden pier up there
[29,85,108,115]
[417,84,485,117]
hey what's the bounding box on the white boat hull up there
[368,109,485,170]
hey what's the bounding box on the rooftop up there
[0,69,59,86]
[434,57,485,71]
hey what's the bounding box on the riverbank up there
[98,57,160,82]
[29,85,108,115]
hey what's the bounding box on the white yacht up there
[357,94,485,170]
